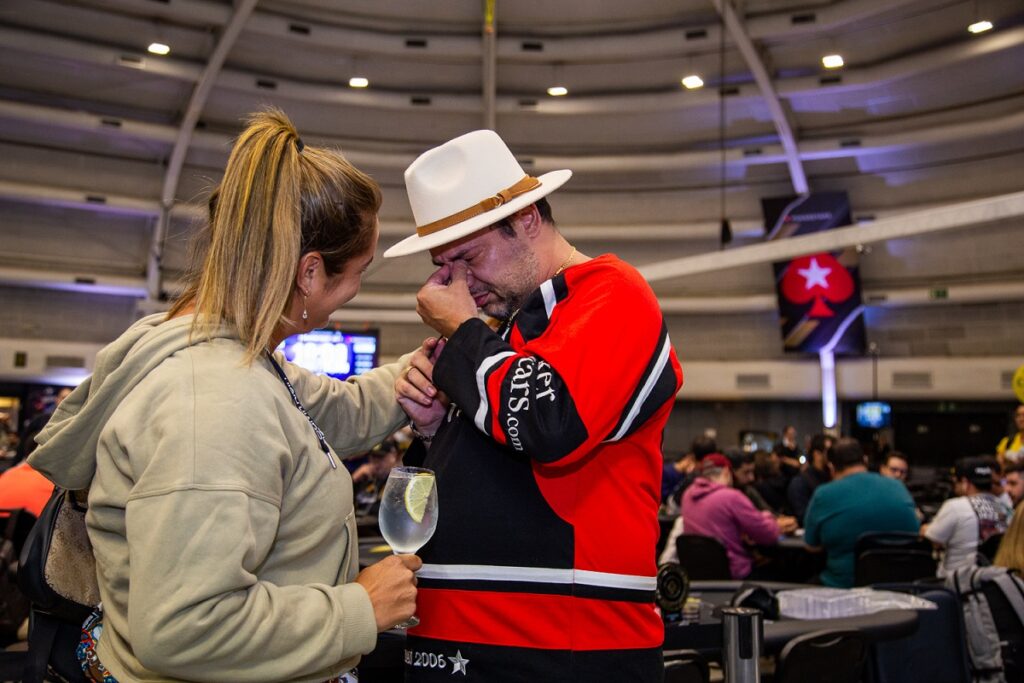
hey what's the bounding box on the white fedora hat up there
[383,129,572,258]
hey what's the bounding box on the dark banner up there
[762,193,866,355]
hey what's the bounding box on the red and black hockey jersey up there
[405,254,683,682]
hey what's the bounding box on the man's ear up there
[295,251,322,295]
[510,204,543,239]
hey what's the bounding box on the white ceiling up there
[1,0,1022,370]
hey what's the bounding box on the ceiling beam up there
[3,24,1019,118]
[638,191,1024,282]
[711,0,808,195]
[5,99,1023,179]
[72,0,922,60]
[148,0,258,300]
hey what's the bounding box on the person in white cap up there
[388,130,684,682]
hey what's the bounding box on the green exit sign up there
[13,351,27,368]
[929,288,948,300]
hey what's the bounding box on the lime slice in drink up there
[404,473,434,523]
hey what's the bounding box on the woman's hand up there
[355,554,422,631]
[396,337,448,438]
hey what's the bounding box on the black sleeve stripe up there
[497,354,589,461]
[605,323,677,443]
[515,274,569,344]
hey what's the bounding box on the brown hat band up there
[415,175,541,237]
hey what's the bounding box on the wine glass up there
[377,466,438,628]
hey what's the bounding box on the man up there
[773,425,803,477]
[787,433,833,524]
[803,438,920,588]
[880,452,910,482]
[666,434,718,505]
[682,454,787,579]
[727,449,771,512]
[1004,461,1024,510]
[996,404,1024,466]
[925,456,1010,577]
[388,130,683,681]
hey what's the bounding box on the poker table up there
[665,581,920,657]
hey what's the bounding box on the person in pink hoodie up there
[682,454,793,578]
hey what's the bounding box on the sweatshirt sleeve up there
[124,489,376,682]
[433,262,682,466]
[732,491,780,546]
[280,351,413,457]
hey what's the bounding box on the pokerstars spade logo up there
[779,253,854,318]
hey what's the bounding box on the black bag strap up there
[26,609,59,683]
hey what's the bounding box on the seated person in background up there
[880,451,910,482]
[727,449,772,512]
[994,503,1024,573]
[788,433,833,524]
[0,460,54,517]
[661,450,695,505]
[351,436,401,485]
[1003,461,1024,511]
[667,434,718,506]
[682,454,790,579]
[925,455,1010,578]
[754,450,791,515]
[804,438,920,588]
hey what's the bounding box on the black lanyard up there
[266,352,337,470]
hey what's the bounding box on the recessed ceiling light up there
[968,20,993,34]
[349,77,369,88]
[547,86,568,97]
[821,54,844,69]
[681,75,704,90]
[147,42,170,56]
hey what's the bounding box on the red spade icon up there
[780,253,854,318]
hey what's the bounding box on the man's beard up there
[482,242,541,321]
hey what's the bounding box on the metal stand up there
[721,606,762,683]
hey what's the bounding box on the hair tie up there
[295,137,305,153]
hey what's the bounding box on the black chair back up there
[663,648,710,683]
[854,531,931,557]
[871,584,971,683]
[855,548,937,586]
[676,534,731,580]
[776,629,867,683]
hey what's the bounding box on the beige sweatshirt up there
[30,314,409,682]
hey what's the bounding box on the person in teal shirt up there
[804,437,920,587]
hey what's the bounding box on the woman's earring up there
[302,295,309,321]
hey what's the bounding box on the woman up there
[29,110,421,682]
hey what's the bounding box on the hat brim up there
[383,169,572,258]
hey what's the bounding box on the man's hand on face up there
[416,261,478,337]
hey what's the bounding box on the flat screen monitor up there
[856,401,892,429]
[276,328,379,380]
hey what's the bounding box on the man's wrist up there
[409,422,436,443]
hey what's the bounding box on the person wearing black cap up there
[924,455,1011,578]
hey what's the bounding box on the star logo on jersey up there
[448,649,469,675]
